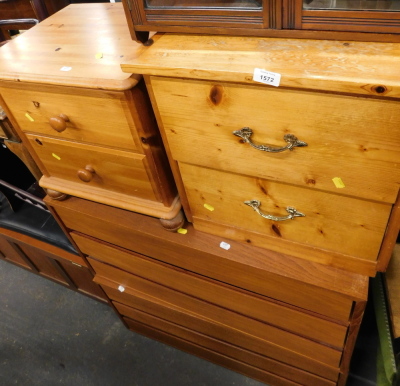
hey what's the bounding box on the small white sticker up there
[220,242,231,250]
[253,68,281,87]
[118,285,125,292]
[60,66,72,71]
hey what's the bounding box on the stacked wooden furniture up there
[120,33,400,383]
[122,34,400,278]
[0,4,395,386]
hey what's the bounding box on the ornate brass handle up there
[49,113,69,133]
[244,200,305,221]
[233,127,307,153]
[77,165,95,182]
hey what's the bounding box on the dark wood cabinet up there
[122,0,400,42]
[0,228,107,302]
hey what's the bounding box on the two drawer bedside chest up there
[0,3,181,228]
[122,33,400,277]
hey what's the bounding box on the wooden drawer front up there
[59,200,358,322]
[151,77,400,204]
[27,134,158,202]
[90,259,343,368]
[123,316,335,386]
[106,280,340,381]
[0,85,139,151]
[118,304,337,386]
[180,162,391,266]
[74,233,348,346]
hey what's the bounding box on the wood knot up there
[209,85,224,106]
[272,224,282,237]
[372,85,387,95]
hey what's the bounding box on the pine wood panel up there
[124,316,320,386]
[47,196,367,321]
[116,303,337,386]
[90,259,343,367]
[121,33,400,98]
[179,163,391,263]
[26,134,158,202]
[0,85,140,151]
[150,76,400,204]
[0,4,142,91]
[73,232,348,347]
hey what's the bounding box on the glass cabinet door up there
[123,0,400,42]
[144,0,263,9]
[303,0,400,11]
[297,0,400,34]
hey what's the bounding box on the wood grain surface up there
[73,232,348,348]
[90,263,342,371]
[27,134,158,201]
[0,3,142,90]
[118,301,336,386]
[179,163,391,263]
[0,84,140,151]
[46,196,369,316]
[124,315,317,386]
[121,33,400,98]
[150,76,400,204]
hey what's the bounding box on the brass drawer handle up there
[77,165,95,182]
[244,200,305,221]
[49,113,69,133]
[233,127,307,153]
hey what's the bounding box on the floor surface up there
[0,258,377,386]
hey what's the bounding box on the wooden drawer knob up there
[77,165,95,182]
[49,114,69,132]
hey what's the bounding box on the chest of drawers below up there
[121,308,336,386]
[73,232,348,348]
[89,256,342,370]
[47,195,368,385]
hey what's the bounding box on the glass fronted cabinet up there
[122,0,400,42]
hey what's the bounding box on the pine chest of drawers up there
[47,194,368,386]
[0,4,180,224]
[122,33,400,276]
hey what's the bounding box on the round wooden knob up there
[49,114,69,132]
[46,189,68,201]
[77,165,95,182]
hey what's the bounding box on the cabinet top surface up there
[0,3,145,90]
[122,33,400,98]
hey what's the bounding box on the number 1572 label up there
[253,68,281,87]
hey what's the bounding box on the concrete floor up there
[0,258,377,386]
